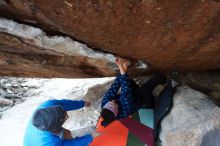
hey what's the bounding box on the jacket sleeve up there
[59,134,93,146]
[117,74,133,119]
[101,75,121,108]
[40,99,85,111]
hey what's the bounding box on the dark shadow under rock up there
[173,70,220,106]
[201,128,220,146]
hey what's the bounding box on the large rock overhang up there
[0,0,220,78]
[0,18,148,78]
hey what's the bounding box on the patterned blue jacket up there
[101,74,139,119]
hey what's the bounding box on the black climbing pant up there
[130,74,167,108]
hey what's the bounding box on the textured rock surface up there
[0,0,219,78]
[174,71,220,106]
[0,18,148,78]
[0,77,44,111]
[160,86,220,146]
[68,79,114,137]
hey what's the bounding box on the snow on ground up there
[0,77,112,146]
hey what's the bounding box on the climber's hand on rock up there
[122,58,129,72]
[116,57,123,67]
[116,57,126,75]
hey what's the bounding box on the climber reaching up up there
[100,57,167,127]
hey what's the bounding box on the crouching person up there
[23,99,100,146]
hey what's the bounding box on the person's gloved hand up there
[91,131,102,139]
[84,101,91,107]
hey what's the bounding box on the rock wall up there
[0,18,148,78]
[174,71,220,106]
[0,77,44,111]
[0,0,220,78]
[160,86,220,146]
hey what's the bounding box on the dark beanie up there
[101,109,116,127]
[32,105,65,133]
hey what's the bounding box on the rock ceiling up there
[0,0,219,78]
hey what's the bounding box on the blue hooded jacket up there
[23,99,93,146]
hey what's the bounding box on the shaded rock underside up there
[0,0,220,78]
